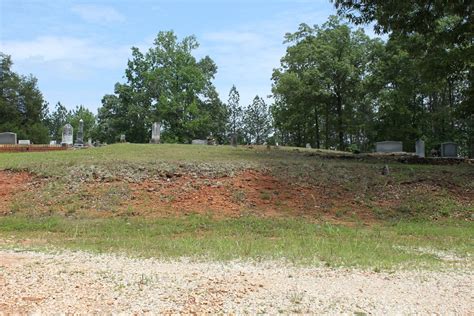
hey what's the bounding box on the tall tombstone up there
[61,124,73,145]
[120,134,126,143]
[0,132,17,144]
[75,119,84,146]
[441,142,458,157]
[415,139,425,158]
[151,122,161,144]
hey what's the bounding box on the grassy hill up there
[0,144,472,269]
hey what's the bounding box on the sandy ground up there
[0,250,472,314]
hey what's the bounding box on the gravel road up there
[0,250,472,314]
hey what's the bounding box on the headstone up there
[75,119,84,146]
[120,134,126,143]
[306,143,311,149]
[50,140,57,145]
[440,142,458,158]
[207,133,216,145]
[415,139,425,158]
[376,141,403,153]
[150,122,161,144]
[18,140,30,145]
[230,133,237,147]
[191,139,207,145]
[61,124,73,145]
[0,132,17,144]
[87,138,93,146]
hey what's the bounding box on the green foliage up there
[333,0,473,156]
[97,31,225,143]
[272,17,379,150]
[46,102,69,143]
[68,105,97,143]
[0,53,50,144]
[243,95,272,144]
[227,85,243,145]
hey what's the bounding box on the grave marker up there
[376,141,403,153]
[0,132,17,144]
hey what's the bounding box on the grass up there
[0,144,472,269]
[0,215,472,270]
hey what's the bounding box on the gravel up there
[0,250,472,314]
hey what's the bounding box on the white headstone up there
[18,140,30,145]
[61,124,73,145]
[305,143,311,149]
[151,122,161,144]
[75,119,84,146]
[415,139,425,158]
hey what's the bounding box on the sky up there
[0,0,375,113]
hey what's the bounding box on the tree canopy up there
[96,31,227,143]
[0,53,50,143]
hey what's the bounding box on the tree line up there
[1,1,472,155]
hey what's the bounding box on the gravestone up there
[18,140,30,145]
[230,133,237,147]
[207,133,216,145]
[150,122,161,144]
[191,139,207,145]
[306,143,311,149]
[415,139,425,158]
[0,132,17,144]
[61,124,73,145]
[120,134,126,143]
[50,140,57,145]
[441,142,458,157]
[87,138,93,146]
[376,141,403,153]
[75,119,84,146]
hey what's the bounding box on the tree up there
[101,31,222,143]
[333,0,473,156]
[68,105,96,143]
[227,85,243,145]
[47,102,69,142]
[272,17,379,150]
[0,53,50,144]
[243,96,271,145]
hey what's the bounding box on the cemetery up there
[1,0,472,314]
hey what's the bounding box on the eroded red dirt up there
[0,171,32,214]
[127,170,375,221]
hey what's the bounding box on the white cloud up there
[71,4,125,24]
[0,36,130,76]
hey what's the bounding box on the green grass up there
[0,215,472,270]
[0,144,472,269]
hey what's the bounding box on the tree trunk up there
[314,104,320,148]
[336,92,343,150]
[325,101,330,149]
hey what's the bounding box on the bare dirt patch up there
[126,170,373,221]
[0,171,33,214]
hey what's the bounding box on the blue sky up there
[0,0,372,113]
